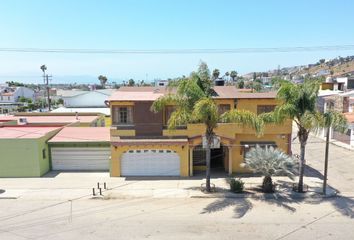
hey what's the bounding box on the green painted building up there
[0,126,61,177]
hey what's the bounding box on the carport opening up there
[193,144,228,173]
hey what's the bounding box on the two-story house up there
[107,86,292,177]
[0,86,35,114]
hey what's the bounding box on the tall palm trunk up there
[205,140,211,192]
[323,127,330,195]
[298,142,306,192]
[205,127,213,193]
[297,127,309,193]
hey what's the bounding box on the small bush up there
[229,178,244,193]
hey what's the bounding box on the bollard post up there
[93,188,96,196]
[97,182,100,189]
[99,188,102,196]
[104,182,107,189]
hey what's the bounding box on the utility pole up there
[40,65,52,111]
[323,127,330,195]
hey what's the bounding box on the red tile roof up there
[49,127,110,143]
[0,126,60,139]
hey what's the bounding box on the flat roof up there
[0,115,99,124]
[108,91,165,101]
[233,92,277,99]
[51,107,110,116]
[0,126,60,139]
[49,127,110,143]
[112,138,188,146]
[109,86,276,101]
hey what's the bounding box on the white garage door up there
[121,149,180,176]
[51,147,110,171]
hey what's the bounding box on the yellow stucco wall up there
[105,116,111,127]
[110,144,189,177]
[320,83,334,90]
[236,98,279,114]
[163,120,291,138]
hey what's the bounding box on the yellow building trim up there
[110,129,136,137]
[110,101,135,106]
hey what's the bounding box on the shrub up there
[229,178,244,193]
[242,145,298,193]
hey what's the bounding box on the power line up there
[0,45,354,54]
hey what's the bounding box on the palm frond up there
[221,109,264,135]
[299,110,324,133]
[192,98,219,129]
[242,145,298,180]
[167,107,191,129]
[322,110,348,133]
[151,94,180,113]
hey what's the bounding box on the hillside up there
[303,59,354,77]
[262,55,354,79]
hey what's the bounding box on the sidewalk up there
[0,172,336,200]
[103,176,336,200]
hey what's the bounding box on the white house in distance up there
[0,85,35,114]
[57,89,114,107]
[0,85,35,103]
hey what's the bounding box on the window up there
[257,105,276,115]
[42,149,46,159]
[112,106,133,125]
[164,106,176,124]
[326,101,335,111]
[218,104,231,115]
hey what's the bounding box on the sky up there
[1,0,354,84]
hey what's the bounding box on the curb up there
[190,191,338,200]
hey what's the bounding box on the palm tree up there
[212,69,220,80]
[224,72,230,82]
[320,110,347,195]
[230,71,238,82]
[267,80,322,192]
[128,79,135,86]
[98,75,108,88]
[242,145,298,192]
[151,77,263,192]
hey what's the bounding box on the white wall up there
[14,87,35,101]
[0,95,15,103]
[63,91,108,107]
